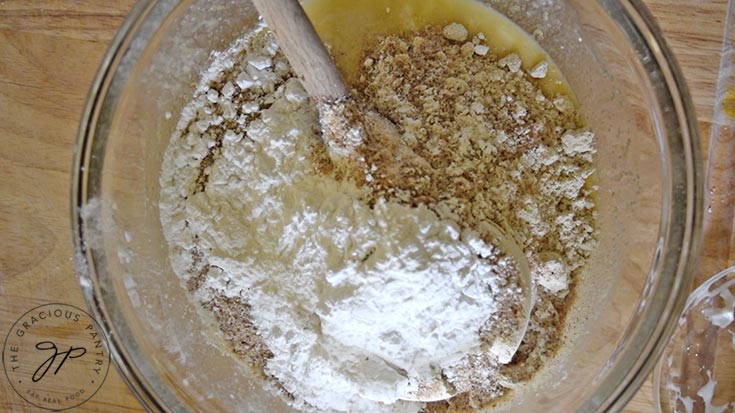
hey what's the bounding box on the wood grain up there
[0,1,731,412]
[0,2,143,412]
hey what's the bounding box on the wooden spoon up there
[251,0,368,164]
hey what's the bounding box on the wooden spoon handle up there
[251,0,349,102]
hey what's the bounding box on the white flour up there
[160,25,524,413]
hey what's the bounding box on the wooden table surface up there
[0,1,732,412]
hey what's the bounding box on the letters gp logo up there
[3,303,110,410]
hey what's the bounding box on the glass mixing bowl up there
[72,0,702,412]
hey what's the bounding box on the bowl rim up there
[72,1,173,410]
[71,0,703,412]
[577,1,702,411]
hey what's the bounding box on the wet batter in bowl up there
[159,1,597,412]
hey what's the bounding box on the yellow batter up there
[303,0,570,96]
